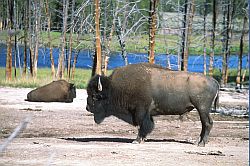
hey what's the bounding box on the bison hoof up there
[197,141,205,147]
[195,138,208,147]
[132,140,140,144]
[132,138,145,144]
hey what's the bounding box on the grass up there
[0,67,248,89]
[0,68,94,89]
[212,68,249,85]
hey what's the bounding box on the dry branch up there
[0,116,31,153]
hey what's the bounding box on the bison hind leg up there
[197,107,213,147]
[133,111,155,144]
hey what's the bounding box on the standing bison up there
[26,80,76,103]
[86,63,219,146]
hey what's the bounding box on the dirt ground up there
[0,87,249,166]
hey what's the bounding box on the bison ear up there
[70,83,75,89]
[98,76,103,92]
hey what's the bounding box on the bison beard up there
[86,63,219,146]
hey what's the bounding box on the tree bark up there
[6,35,12,81]
[221,0,233,86]
[5,0,14,81]
[148,0,158,64]
[28,0,34,77]
[71,29,80,80]
[67,0,75,80]
[208,0,217,76]
[203,0,208,75]
[103,4,118,76]
[33,0,41,79]
[181,0,188,71]
[236,15,247,88]
[94,0,102,76]
[13,0,17,79]
[45,0,55,79]
[116,17,128,66]
[22,0,29,78]
[181,0,195,71]
[56,0,69,79]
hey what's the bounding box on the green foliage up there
[213,68,249,85]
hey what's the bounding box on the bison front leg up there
[132,128,146,144]
[132,110,155,144]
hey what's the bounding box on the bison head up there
[69,83,76,98]
[86,75,110,124]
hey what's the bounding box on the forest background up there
[0,0,249,88]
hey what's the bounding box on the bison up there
[26,80,76,103]
[86,63,219,146]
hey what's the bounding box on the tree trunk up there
[103,4,118,76]
[177,0,182,70]
[236,15,247,88]
[71,50,79,80]
[13,0,17,79]
[186,0,195,72]
[56,0,69,79]
[148,0,158,64]
[22,0,29,78]
[116,17,128,66]
[33,0,41,79]
[241,57,248,84]
[181,0,195,71]
[181,0,188,71]
[120,1,129,66]
[94,0,102,76]
[221,0,233,86]
[67,0,75,80]
[45,0,55,79]
[71,29,80,80]
[225,0,235,83]
[5,0,14,81]
[181,1,186,71]
[6,35,12,81]
[208,0,217,76]
[28,0,34,77]
[203,0,208,75]
[221,1,228,86]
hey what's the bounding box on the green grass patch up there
[213,68,249,85]
[0,67,248,89]
[0,67,95,89]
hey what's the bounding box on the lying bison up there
[26,80,76,103]
[86,63,219,146]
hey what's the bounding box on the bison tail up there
[213,91,219,112]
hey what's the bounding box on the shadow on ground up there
[61,137,194,145]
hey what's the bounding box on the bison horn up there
[98,76,103,91]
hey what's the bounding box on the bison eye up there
[92,93,103,101]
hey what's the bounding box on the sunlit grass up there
[0,67,248,89]
[0,67,94,89]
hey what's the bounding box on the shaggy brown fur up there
[86,63,219,146]
[26,80,76,103]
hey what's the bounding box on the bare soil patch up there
[0,87,248,166]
